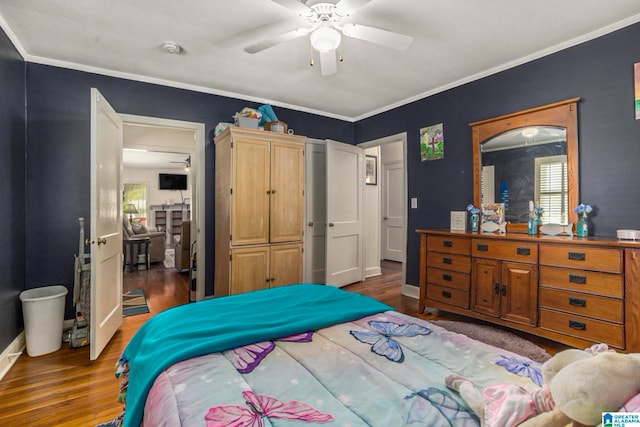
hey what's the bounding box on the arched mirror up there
[470,98,579,233]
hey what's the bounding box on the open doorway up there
[358,132,414,298]
[120,115,206,306]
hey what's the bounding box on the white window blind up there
[535,155,567,224]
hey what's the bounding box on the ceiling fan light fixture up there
[310,26,341,52]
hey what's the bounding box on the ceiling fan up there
[170,155,191,170]
[243,0,413,76]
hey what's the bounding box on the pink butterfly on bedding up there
[225,332,313,374]
[205,390,334,427]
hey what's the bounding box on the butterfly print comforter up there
[139,310,541,426]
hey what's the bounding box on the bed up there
[108,284,559,427]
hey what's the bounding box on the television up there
[159,173,187,190]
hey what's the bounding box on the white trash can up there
[19,285,68,357]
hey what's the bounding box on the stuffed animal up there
[445,344,640,427]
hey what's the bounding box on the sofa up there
[123,217,166,264]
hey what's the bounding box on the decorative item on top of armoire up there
[527,201,544,235]
[574,203,593,237]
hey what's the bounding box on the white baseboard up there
[401,284,419,299]
[0,332,25,381]
[364,267,382,278]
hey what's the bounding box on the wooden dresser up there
[417,230,640,352]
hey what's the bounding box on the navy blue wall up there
[25,64,353,320]
[355,22,640,288]
[2,21,640,349]
[0,29,25,350]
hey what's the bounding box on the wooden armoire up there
[214,127,305,296]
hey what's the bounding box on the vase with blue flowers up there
[466,204,480,232]
[527,201,544,235]
[574,203,593,237]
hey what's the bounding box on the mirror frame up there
[470,98,580,233]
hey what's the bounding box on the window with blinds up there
[535,155,567,224]
[123,182,148,222]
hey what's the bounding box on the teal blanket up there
[120,284,392,427]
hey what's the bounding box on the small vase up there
[527,216,537,235]
[576,214,588,237]
[470,213,479,232]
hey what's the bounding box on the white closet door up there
[325,140,364,287]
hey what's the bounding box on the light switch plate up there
[411,198,418,209]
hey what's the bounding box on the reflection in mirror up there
[480,126,567,224]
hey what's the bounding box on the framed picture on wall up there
[365,155,377,185]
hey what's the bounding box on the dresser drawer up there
[427,235,470,255]
[539,266,623,298]
[539,288,623,323]
[427,267,470,291]
[539,309,624,348]
[427,251,471,273]
[539,244,622,273]
[471,239,538,264]
[426,284,469,309]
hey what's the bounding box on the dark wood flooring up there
[0,260,568,426]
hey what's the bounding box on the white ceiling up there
[1,1,639,121]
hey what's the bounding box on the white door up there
[325,140,364,287]
[303,140,326,283]
[382,160,405,262]
[90,88,123,360]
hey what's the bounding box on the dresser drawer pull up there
[568,251,585,261]
[442,290,452,298]
[568,297,586,307]
[442,257,452,264]
[442,274,452,281]
[569,274,586,284]
[443,240,453,247]
[476,244,489,251]
[568,320,586,330]
[516,247,531,255]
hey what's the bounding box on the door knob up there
[328,222,335,227]
[308,222,314,226]
[383,216,388,220]
[87,237,107,246]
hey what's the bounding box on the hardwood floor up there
[0,260,567,426]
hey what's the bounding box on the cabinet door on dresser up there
[500,262,538,325]
[471,239,538,326]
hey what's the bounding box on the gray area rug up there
[430,320,551,363]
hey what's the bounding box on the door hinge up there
[230,142,233,148]
[230,234,232,241]
[230,188,233,195]
[230,253,232,261]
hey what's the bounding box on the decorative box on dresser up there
[418,229,640,352]
[214,127,305,297]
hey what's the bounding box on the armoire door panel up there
[270,141,304,243]
[231,138,270,246]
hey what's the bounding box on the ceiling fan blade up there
[319,50,337,76]
[270,0,312,16]
[244,28,311,54]
[341,23,413,50]
[334,0,372,16]
[214,20,299,49]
